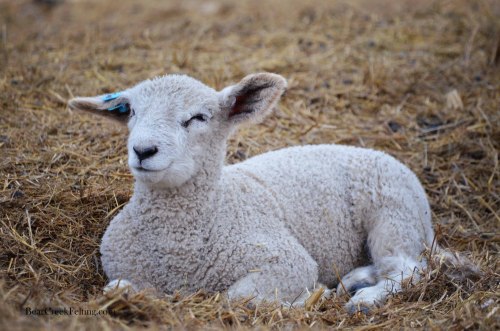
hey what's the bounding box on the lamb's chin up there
[132,168,192,189]
[132,168,167,184]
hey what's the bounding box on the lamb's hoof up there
[346,303,371,315]
[103,279,136,294]
[344,286,382,315]
[346,282,374,296]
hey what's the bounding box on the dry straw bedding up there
[0,0,499,329]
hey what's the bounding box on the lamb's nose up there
[133,146,158,162]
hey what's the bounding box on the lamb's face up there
[69,73,287,188]
[123,76,225,187]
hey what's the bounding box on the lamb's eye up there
[182,114,208,128]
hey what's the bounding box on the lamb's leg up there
[103,279,137,294]
[343,249,481,313]
[345,255,420,313]
[342,162,434,313]
[344,207,428,313]
[227,246,319,305]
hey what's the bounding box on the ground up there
[0,0,498,329]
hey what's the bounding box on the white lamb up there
[69,73,477,313]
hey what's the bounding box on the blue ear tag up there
[102,92,129,114]
[107,103,129,113]
[103,92,122,102]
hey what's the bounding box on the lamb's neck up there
[136,170,219,203]
[131,155,224,222]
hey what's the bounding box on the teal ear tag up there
[101,92,129,114]
[107,103,129,113]
[103,92,121,102]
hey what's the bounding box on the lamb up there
[69,73,478,313]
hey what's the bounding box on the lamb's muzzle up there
[69,72,479,313]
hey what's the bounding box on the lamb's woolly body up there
[70,73,476,311]
[100,144,432,301]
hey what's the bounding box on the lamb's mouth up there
[131,161,172,175]
[133,167,164,173]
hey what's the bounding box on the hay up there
[0,0,498,329]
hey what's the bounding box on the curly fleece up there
[100,143,433,301]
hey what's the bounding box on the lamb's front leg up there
[103,279,137,294]
[227,245,319,305]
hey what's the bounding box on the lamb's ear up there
[218,73,287,124]
[68,92,131,124]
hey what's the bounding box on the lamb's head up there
[69,73,287,188]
